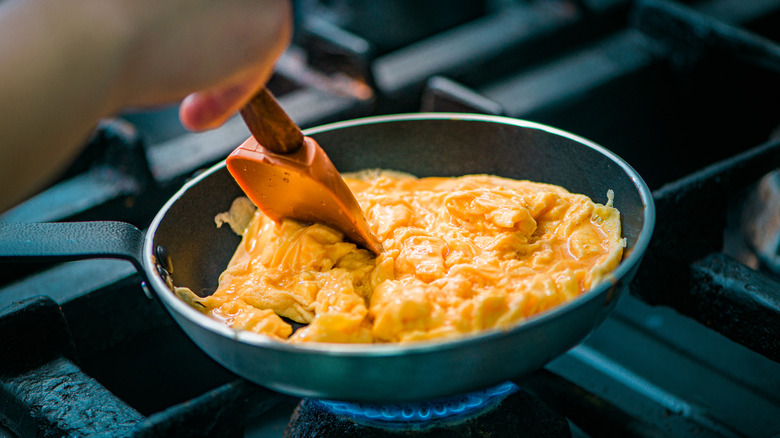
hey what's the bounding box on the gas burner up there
[284,382,570,437]
[318,382,518,429]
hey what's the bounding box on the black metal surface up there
[518,370,664,437]
[1,358,144,438]
[546,293,778,437]
[0,297,72,376]
[1,356,275,438]
[689,254,780,361]
[0,295,142,437]
[633,136,780,360]
[295,0,488,55]
[299,16,377,89]
[2,0,780,436]
[0,273,285,437]
[425,0,780,190]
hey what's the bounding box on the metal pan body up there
[142,113,655,402]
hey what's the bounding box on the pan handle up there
[0,221,150,289]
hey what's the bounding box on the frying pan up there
[0,113,655,402]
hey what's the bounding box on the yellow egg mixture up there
[178,171,624,344]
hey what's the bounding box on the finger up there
[179,78,257,131]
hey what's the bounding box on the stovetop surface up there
[2,0,780,436]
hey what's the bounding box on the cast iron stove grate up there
[2,0,780,437]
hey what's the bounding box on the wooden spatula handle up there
[240,88,304,154]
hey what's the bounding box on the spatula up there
[226,87,383,255]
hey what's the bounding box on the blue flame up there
[316,381,518,429]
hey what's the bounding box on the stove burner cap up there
[315,381,518,429]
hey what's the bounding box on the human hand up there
[112,0,292,131]
[0,0,291,211]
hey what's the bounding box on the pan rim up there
[144,112,655,357]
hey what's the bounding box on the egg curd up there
[177,171,624,344]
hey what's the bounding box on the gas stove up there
[1,0,779,436]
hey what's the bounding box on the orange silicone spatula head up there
[227,88,383,255]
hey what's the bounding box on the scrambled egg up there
[178,172,624,344]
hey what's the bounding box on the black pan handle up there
[0,221,148,283]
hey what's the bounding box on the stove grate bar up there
[689,254,780,362]
[1,357,144,438]
[633,136,780,361]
